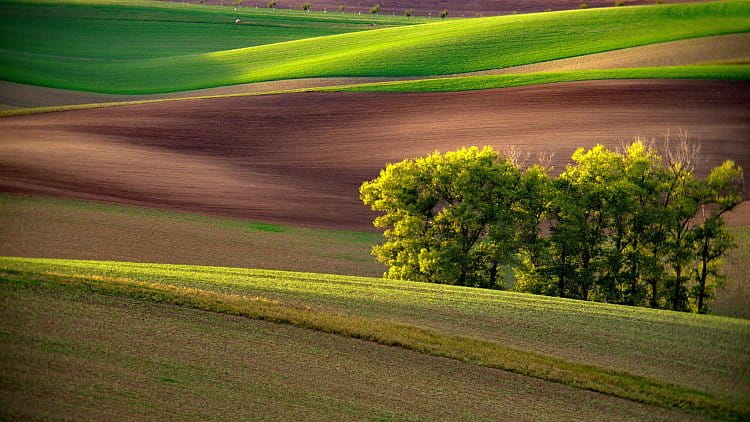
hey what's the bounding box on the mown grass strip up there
[2,64,748,117]
[2,268,747,420]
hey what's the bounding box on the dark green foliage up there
[361,142,743,313]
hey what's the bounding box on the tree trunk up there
[697,234,709,313]
[489,260,499,289]
[672,266,683,311]
[649,278,658,308]
[458,267,467,287]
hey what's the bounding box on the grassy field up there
[1,256,748,408]
[328,65,750,92]
[0,277,705,420]
[1,0,748,93]
[0,0,427,58]
[1,259,748,419]
[4,64,749,117]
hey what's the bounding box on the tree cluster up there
[360,142,744,313]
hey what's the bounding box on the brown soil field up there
[0,79,748,230]
[0,195,385,277]
[2,33,746,109]
[164,0,704,17]
[0,282,700,420]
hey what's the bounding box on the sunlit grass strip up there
[324,65,750,93]
[2,64,748,117]
[2,269,747,420]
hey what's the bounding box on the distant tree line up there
[360,141,744,313]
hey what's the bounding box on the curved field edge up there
[2,64,748,117]
[1,0,749,93]
[0,266,747,420]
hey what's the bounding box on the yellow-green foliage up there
[1,0,748,93]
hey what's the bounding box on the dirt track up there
[1,79,748,230]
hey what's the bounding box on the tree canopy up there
[360,142,743,313]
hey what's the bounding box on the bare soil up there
[0,79,748,230]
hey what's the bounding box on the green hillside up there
[0,275,701,420]
[0,0,425,59]
[2,256,748,412]
[1,0,748,93]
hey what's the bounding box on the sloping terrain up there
[3,33,748,109]
[4,279,701,420]
[1,79,747,229]
[162,0,706,17]
[0,195,385,276]
[2,257,748,411]
[2,0,748,93]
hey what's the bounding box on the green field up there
[1,257,749,419]
[5,64,749,117]
[328,65,750,92]
[2,256,748,408]
[0,277,704,420]
[1,0,749,93]
[0,0,426,59]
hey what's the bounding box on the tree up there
[360,147,521,288]
[363,141,742,313]
[301,2,310,11]
[688,160,743,312]
[370,3,380,14]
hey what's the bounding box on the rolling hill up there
[1,0,749,93]
[1,256,748,419]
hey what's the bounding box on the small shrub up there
[267,0,275,8]
[404,9,412,17]
[579,3,588,8]
[370,3,380,14]
[338,4,344,12]
[301,2,310,10]
[439,9,448,18]
[614,0,624,6]
[655,0,663,3]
